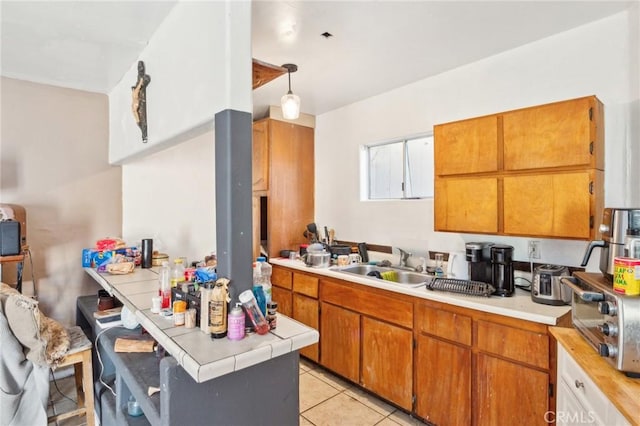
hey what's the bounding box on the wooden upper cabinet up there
[503,171,601,239]
[503,96,603,171]
[433,95,603,240]
[434,115,499,176]
[434,177,498,234]
[252,119,269,191]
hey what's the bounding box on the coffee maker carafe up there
[581,208,640,277]
[490,244,514,297]
[465,242,493,284]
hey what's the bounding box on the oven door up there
[560,276,607,351]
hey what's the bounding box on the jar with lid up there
[173,300,187,326]
[170,258,186,288]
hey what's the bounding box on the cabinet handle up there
[574,379,584,389]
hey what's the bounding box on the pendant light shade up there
[281,63,300,120]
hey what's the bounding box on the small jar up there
[266,301,278,330]
[173,300,187,326]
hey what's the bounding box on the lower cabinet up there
[556,344,630,426]
[293,293,319,362]
[361,316,413,409]
[272,285,292,317]
[320,301,360,382]
[415,334,471,425]
[475,353,549,425]
[320,279,414,411]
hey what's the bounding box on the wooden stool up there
[48,326,95,426]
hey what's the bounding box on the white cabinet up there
[557,344,630,426]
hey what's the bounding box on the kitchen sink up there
[336,264,429,286]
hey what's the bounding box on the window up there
[363,134,434,200]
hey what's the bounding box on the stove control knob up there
[598,343,617,358]
[597,322,618,337]
[597,301,617,316]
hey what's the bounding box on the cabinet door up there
[293,294,319,362]
[475,353,549,425]
[503,171,599,239]
[434,115,499,175]
[320,302,360,383]
[252,120,269,191]
[267,120,315,258]
[557,380,605,426]
[361,317,413,410]
[272,286,292,317]
[503,97,597,171]
[415,335,471,425]
[434,177,498,233]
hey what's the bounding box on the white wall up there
[122,131,215,264]
[315,9,640,270]
[119,1,251,264]
[0,77,121,325]
[109,1,252,164]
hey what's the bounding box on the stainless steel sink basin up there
[336,265,429,286]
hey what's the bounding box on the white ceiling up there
[1,1,634,119]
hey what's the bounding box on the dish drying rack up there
[427,278,495,297]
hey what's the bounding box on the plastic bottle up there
[238,290,269,335]
[252,262,266,315]
[257,257,272,305]
[170,258,186,288]
[227,303,245,340]
[159,261,171,309]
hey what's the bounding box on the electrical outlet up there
[528,240,541,259]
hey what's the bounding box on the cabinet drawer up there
[321,280,412,328]
[477,320,549,369]
[416,304,471,346]
[293,273,318,298]
[558,346,609,421]
[271,267,292,290]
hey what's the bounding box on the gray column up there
[215,109,253,304]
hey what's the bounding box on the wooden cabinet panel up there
[416,303,472,346]
[271,266,292,290]
[476,353,549,426]
[320,302,360,383]
[416,335,471,425]
[434,177,498,234]
[434,115,499,175]
[293,273,318,298]
[361,317,413,410]
[272,285,292,317]
[267,120,315,258]
[503,96,601,171]
[252,119,269,191]
[503,171,598,239]
[433,96,603,240]
[293,294,319,362]
[321,279,413,328]
[476,320,549,369]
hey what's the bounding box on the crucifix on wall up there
[131,61,151,142]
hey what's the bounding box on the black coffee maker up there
[465,242,493,284]
[490,244,514,297]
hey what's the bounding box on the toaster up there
[532,264,570,305]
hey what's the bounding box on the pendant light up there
[280,63,300,120]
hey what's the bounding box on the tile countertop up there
[550,327,639,426]
[271,258,571,325]
[83,267,319,383]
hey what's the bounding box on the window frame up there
[361,132,434,201]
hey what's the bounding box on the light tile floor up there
[48,358,427,425]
